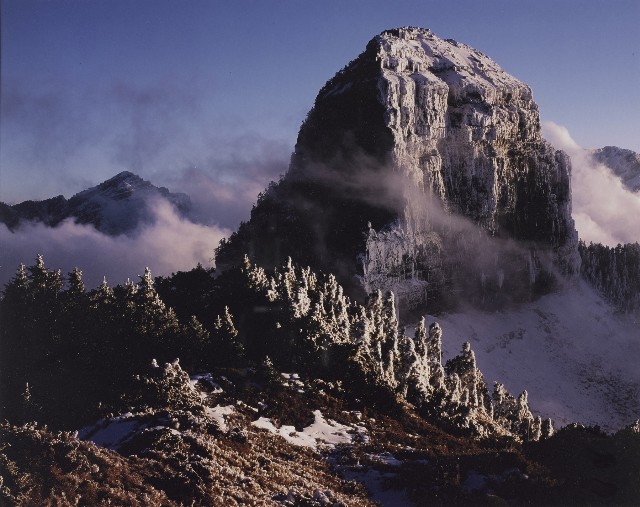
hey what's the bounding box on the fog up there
[543,121,640,246]
[0,199,229,289]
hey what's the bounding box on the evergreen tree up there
[541,417,555,439]
[0,264,31,415]
[427,322,443,365]
[61,267,90,347]
[209,307,244,366]
[414,317,428,357]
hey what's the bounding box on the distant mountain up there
[591,146,640,192]
[0,171,192,235]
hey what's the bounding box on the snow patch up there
[251,410,363,449]
[78,413,156,450]
[427,280,640,431]
[205,405,235,432]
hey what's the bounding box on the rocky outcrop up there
[0,171,192,235]
[217,27,580,309]
[592,146,640,193]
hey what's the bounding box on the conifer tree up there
[0,264,30,395]
[414,317,428,357]
[209,307,244,366]
[243,254,269,291]
[61,267,90,347]
[541,417,555,439]
[427,322,443,365]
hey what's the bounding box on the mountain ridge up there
[0,171,192,235]
[591,145,640,192]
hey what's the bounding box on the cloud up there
[543,121,640,246]
[107,79,205,174]
[1,76,291,232]
[0,199,230,289]
[158,137,289,229]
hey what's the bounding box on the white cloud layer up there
[0,199,230,289]
[543,122,640,246]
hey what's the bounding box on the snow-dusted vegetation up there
[2,254,639,505]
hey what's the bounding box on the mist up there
[543,121,640,246]
[0,199,230,289]
[1,76,292,211]
[159,137,289,230]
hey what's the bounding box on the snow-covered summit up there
[74,171,149,201]
[1,171,192,235]
[376,27,527,94]
[70,171,190,211]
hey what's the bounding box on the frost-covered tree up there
[490,382,540,440]
[127,359,204,413]
[515,390,535,439]
[61,268,90,345]
[532,416,542,441]
[396,336,430,403]
[540,417,555,439]
[427,322,442,365]
[243,254,269,291]
[414,317,428,357]
[208,307,244,366]
[445,342,488,411]
[579,241,640,313]
[133,267,179,337]
[177,315,211,367]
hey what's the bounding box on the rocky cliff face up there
[217,27,580,309]
[592,146,640,193]
[1,171,192,235]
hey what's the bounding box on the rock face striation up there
[0,171,192,236]
[217,27,580,309]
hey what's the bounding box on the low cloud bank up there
[543,122,640,246]
[0,199,230,289]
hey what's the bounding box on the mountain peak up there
[109,170,142,183]
[374,26,523,93]
[591,146,640,192]
[82,171,150,201]
[217,26,579,310]
[2,171,191,235]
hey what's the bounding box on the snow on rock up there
[363,27,579,299]
[78,413,156,451]
[592,146,640,193]
[251,410,362,449]
[205,405,235,432]
[427,280,640,432]
[189,373,223,394]
[251,418,317,448]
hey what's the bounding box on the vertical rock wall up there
[216,27,580,309]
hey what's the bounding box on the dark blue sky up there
[2,0,639,217]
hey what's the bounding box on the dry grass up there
[3,368,639,506]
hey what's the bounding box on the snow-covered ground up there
[251,410,367,449]
[427,280,640,432]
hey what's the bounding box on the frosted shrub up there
[128,359,203,413]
